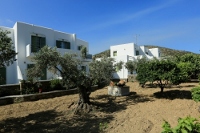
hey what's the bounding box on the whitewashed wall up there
[0,22,91,84]
[110,43,160,80]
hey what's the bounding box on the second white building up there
[110,43,161,80]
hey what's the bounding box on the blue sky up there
[0,0,200,54]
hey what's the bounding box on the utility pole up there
[135,34,140,45]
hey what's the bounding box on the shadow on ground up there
[91,91,154,114]
[0,109,114,133]
[144,83,196,89]
[153,90,192,100]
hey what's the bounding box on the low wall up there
[0,84,20,97]
[0,85,99,106]
[0,89,78,106]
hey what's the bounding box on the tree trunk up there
[160,87,164,93]
[78,85,91,104]
[68,85,93,114]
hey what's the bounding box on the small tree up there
[125,60,137,74]
[27,46,116,113]
[80,46,87,59]
[115,61,123,72]
[136,58,181,92]
[89,57,116,86]
[0,29,17,84]
[176,62,193,82]
[175,53,200,79]
[0,29,17,67]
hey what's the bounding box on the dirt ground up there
[0,82,200,133]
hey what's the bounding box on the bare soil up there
[0,82,200,133]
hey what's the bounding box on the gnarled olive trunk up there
[77,85,91,104]
[160,87,164,93]
[73,85,92,114]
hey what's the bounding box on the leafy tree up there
[89,57,116,86]
[135,57,149,86]
[80,46,87,59]
[136,58,181,92]
[115,61,123,72]
[176,62,193,82]
[125,60,137,74]
[174,53,200,79]
[27,46,116,113]
[0,29,17,67]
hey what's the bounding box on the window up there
[113,51,117,56]
[136,50,139,56]
[56,40,70,49]
[0,67,6,85]
[27,64,47,80]
[31,35,46,52]
[78,45,82,50]
[81,66,86,71]
[145,52,148,55]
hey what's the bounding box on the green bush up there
[162,116,200,133]
[191,86,200,102]
[21,80,38,94]
[50,79,63,90]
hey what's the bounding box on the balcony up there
[26,44,34,58]
[86,54,92,59]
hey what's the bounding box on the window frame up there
[113,51,117,56]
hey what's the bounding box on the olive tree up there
[27,46,116,113]
[0,29,17,67]
[125,60,137,74]
[0,29,17,84]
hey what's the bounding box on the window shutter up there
[40,37,46,48]
[56,40,61,48]
[31,36,38,52]
[66,42,71,49]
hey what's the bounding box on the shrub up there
[21,80,37,94]
[50,79,63,90]
[162,116,200,133]
[191,86,200,102]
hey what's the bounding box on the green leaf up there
[181,129,188,133]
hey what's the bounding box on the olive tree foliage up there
[136,58,181,92]
[125,60,137,74]
[80,46,87,59]
[89,57,116,86]
[115,61,123,72]
[27,46,117,112]
[0,29,17,67]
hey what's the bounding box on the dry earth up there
[0,82,200,133]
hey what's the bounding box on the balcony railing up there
[86,54,92,59]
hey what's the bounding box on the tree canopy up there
[0,29,17,67]
[174,53,200,79]
[125,60,137,74]
[136,58,182,92]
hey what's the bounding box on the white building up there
[110,43,161,80]
[0,22,92,85]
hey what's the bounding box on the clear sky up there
[0,0,200,54]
